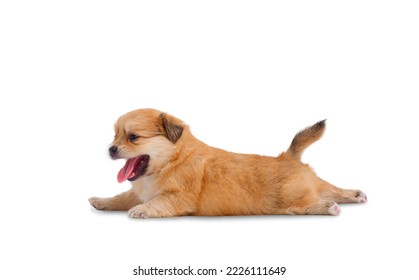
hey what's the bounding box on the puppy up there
[89,108,367,218]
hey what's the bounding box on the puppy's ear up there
[160,113,183,143]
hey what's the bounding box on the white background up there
[1,1,418,279]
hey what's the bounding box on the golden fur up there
[89,108,367,218]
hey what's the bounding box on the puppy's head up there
[109,108,184,183]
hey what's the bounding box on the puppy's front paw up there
[89,197,107,210]
[128,205,150,219]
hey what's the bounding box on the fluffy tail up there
[286,120,326,161]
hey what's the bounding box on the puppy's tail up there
[286,120,326,161]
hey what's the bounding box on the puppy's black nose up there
[109,146,118,157]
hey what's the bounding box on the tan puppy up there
[89,108,367,218]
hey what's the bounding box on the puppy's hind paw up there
[327,202,341,216]
[355,191,368,203]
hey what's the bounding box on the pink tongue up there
[117,157,140,183]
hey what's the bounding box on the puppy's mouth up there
[117,155,150,183]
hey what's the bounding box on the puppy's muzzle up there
[109,145,118,159]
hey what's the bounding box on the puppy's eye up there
[128,134,140,142]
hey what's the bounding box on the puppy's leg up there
[282,199,341,216]
[275,174,341,215]
[317,178,367,204]
[89,190,141,211]
[128,193,194,218]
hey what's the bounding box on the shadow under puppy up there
[89,108,367,218]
